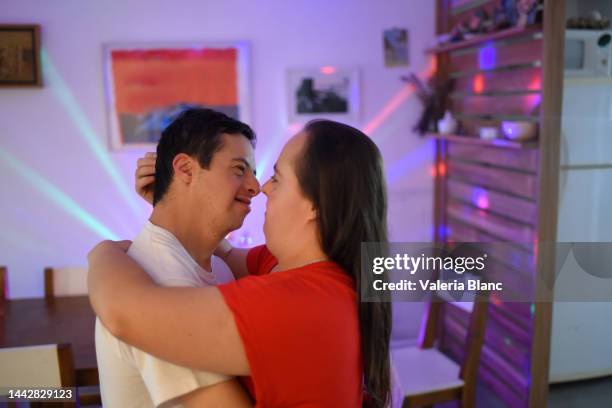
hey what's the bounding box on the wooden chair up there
[391,294,489,408]
[44,266,88,299]
[0,266,7,303]
[44,266,101,406]
[0,343,76,408]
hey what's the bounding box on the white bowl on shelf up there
[479,127,499,140]
[501,121,537,141]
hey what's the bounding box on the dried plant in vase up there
[402,73,455,136]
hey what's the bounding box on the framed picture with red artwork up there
[103,42,251,150]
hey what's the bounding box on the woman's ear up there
[306,204,318,222]
[172,153,195,184]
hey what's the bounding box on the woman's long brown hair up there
[296,120,392,408]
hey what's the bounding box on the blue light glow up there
[478,44,497,70]
[0,147,120,240]
[41,49,143,218]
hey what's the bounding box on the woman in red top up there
[88,120,392,407]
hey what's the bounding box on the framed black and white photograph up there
[286,67,360,124]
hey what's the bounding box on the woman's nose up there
[261,180,271,196]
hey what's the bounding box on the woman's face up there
[261,132,317,256]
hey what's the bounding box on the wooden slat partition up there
[480,362,528,408]
[481,345,530,395]
[485,259,535,300]
[455,115,539,137]
[448,180,538,224]
[447,160,538,199]
[455,66,542,94]
[429,1,565,407]
[0,266,7,303]
[453,94,540,117]
[447,201,536,242]
[448,143,538,172]
[484,318,531,372]
[449,37,542,73]
[447,217,535,255]
[529,1,565,406]
[431,0,562,407]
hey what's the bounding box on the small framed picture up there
[103,42,251,150]
[286,67,360,124]
[0,25,42,86]
[384,28,409,67]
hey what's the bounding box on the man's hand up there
[135,152,156,205]
[214,239,233,260]
[88,240,132,263]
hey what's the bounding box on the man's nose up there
[246,172,261,197]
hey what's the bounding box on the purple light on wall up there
[385,141,433,185]
[429,224,451,241]
[478,44,497,70]
[472,187,489,210]
[438,224,451,240]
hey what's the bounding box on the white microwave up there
[565,29,612,77]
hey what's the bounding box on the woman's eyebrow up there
[273,163,282,177]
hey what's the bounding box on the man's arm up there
[88,240,250,375]
[214,239,251,280]
[179,379,252,408]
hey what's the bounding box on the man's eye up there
[235,166,246,175]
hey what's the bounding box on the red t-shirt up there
[218,245,363,407]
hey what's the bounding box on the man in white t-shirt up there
[95,109,259,407]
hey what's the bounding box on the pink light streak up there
[362,85,415,135]
[362,57,437,136]
[320,66,336,75]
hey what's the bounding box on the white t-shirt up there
[95,221,229,408]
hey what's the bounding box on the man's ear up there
[172,153,195,185]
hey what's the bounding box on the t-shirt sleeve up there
[246,245,277,276]
[133,248,231,407]
[132,349,230,408]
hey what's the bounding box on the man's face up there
[189,133,259,234]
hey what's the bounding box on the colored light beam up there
[41,49,143,218]
[0,147,120,240]
[363,56,437,136]
[362,85,415,136]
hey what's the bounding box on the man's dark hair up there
[153,108,256,205]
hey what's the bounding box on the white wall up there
[0,0,434,341]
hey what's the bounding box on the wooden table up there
[0,296,98,383]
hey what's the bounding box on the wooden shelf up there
[425,25,542,54]
[427,133,538,149]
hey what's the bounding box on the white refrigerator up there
[549,76,612,383]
